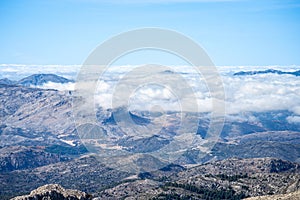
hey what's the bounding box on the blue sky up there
[0,0,299,66]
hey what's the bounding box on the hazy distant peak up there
[17,73,73,86]
[234,69,300,76]
[0,78,16,85]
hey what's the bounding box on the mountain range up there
[0,74,73,87]
[234,69,300,76]
[0,73,300,199]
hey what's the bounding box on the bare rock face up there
[10,184,92,200]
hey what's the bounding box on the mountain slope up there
[0,155,131,199]
[17,74,73,86]
[4,157,300,200]
[1,84,300,164]
[0,78,16,85]
[0,84,77,147]
[95,158,300,199]
[244,190,300,200]
[0,146,61,172]
[11,184,92,200]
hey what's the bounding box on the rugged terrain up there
[11,184,92,200]
[0,155,131,199]
[6,157,300,200]
[1,82,300,164]
[0,73,73,87]
[95,157,300,199]
[0,74,300,199]
[244,190,300,200]
[5,156,300,199]
[0,146,61,172]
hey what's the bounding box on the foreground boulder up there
[11,184,92,200]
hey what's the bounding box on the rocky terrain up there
[0,146,61,172]
[1,74,300,199]
[1,82,300,163]
[95,157,300,199]
[3,156,300,200]
[11,184,92,200]
[0,84,77,146]
[244,190,300,200]
[0,155,131,199]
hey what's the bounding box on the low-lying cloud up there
[36,82,75,91]
[93,66,300,123]
[1,64,299,122]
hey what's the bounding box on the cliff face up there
[10,184,92,200]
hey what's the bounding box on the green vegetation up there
[205,173,249,182]
[164,182,248,200]
[152,193,194,200]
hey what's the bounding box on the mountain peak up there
[0,78,16,85]
[17,74,73,86]
[11,184,92,200]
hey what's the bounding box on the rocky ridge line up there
[10,184,92,200]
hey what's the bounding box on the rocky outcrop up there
[244,190,300,200]
[10,184,92,200]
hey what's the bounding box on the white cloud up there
[290,106,300,115]
[37,82,75,91]
[0,64,79,80]
[287,116,300,124]
[0,68,19,72]
[1,64,300,117]
[91,67,300,115]
[223,73,300,114]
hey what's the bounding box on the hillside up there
[11,184,92,200]
[17,74,73,86]
[244,190,300,200]
[4,157,300,199]
[95,157,300,199]
[0,79,299,199]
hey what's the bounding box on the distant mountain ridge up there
[0,78,16,85]
[18,74,74,86]
[234,69,300,76]
[0,80,300,199]
[0,73,73,87]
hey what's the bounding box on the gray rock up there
[0,146,60,172]
[10,184,92,200]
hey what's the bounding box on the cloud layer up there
[1,64,299,123]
